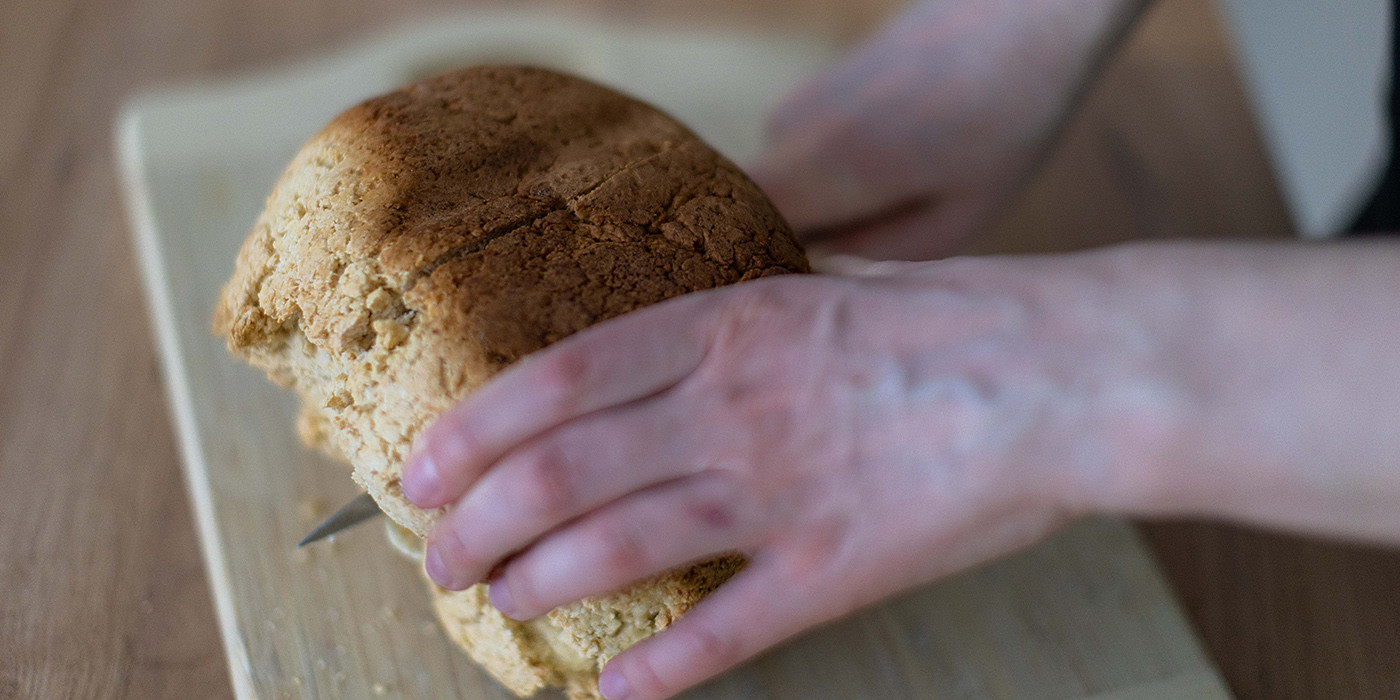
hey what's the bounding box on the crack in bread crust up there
[213,66,805,699]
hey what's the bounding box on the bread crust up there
[215,66,806,697]
[431,556,746,700]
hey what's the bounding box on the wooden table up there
[1,1,1396,698]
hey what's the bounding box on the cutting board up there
[117,12,1229,699]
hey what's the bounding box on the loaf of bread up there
[214,66,807,698]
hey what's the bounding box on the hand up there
[400,250,1170,699]
[749,0,1146,260]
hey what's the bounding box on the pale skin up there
[401,2,1400,699]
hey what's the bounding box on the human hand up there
[749,0,1147,260]
[399,250,1174,698]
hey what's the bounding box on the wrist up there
[1049,242,1291,521]
[1073,242,1400,543]
[1020,243,1196,519]
[897,241,1400,543]
[1053,243,1214,518]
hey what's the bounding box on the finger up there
[596,557,818,700]
[484,472,755,620]
[422,396,712,589]
[401,291,723,508]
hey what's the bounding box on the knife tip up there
[296,492,383,548]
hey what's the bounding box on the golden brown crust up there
[215,65,806,535]
[214,66,803,697]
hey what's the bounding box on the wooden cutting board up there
[117,11,1228,699]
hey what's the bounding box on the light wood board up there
[117,11,1228,699]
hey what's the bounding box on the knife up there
[299,492,383,546]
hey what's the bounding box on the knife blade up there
[299,492,383,546]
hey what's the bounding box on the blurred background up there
[3,1,1399,698]
[1220,0,1388,237]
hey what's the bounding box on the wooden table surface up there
[2,1,1397,699]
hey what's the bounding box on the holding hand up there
[401,250,1172,699]
[402,239,1400,699]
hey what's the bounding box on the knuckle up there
[430,522,487,583]
[683,490,738,533]
[514,447,579,518]
[714,284,790,349]
[780,516,850,581]
[680,621,741,670]
[499,563,541,615]
[429,417,479,467]
[592,518,650,574]
[621,650,672,699]
[444,518,490,571]
[543,346,594,397]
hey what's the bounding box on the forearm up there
[1106,242,1400,542]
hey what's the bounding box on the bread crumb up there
[326,390,352,410]
[373,319,409,350]
[365,288,393,313]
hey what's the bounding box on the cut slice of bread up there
[214,66,805,697]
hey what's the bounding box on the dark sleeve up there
[1348,0,1400,234]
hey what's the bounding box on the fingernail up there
[424,545,454,588]
[401,452,440,507]
[598,669,630,700]
[489,578,519,619]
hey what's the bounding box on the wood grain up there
[2,1,1398,699]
